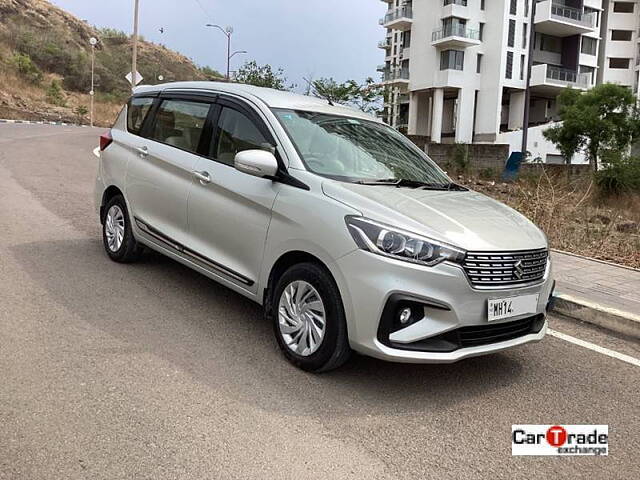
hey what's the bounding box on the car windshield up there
[273,109,453,187]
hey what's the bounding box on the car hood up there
[322,181,547,251]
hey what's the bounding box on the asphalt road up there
[1,123,638,480]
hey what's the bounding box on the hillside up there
[0,0,221,126]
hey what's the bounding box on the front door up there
[186,101,281,292]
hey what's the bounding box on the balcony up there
[376,64,386,72]
[534,0,596,37]
[377,38,392,49]
[382,68,410,89]
[400,46,410,60]
[530,64,590,94]
[398,93,410,104]
[431,25,481,48]
[380,5,413,31]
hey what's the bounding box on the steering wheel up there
[304,153,326,171]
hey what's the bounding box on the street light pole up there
[205,24,246,81]
[131,0,140,92]
[89,37,97,127]
[521,1,537,157]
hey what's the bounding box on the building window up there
[481,0,485,10]
[440,49,465,70]
[581,37,597,55]
[522,23,528,48]
[539,33,562,53]
[444,0,467,5]
[476,53,483,73]
[520,54,526,80]
[609,58,630,69]
[613,2,635,13]
[479,22,484,41]
[524,0,529,16]
[505,51,513,79]
[584,7,599,28]
[611,30,633,41]
[508,20,516,47]
[510,0,517,15]
[580,65,595,84]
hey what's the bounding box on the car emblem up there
[513,260,524,279]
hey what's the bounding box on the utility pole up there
[521,0,537,157]
[131,0,140,92]
[89,37,97,127]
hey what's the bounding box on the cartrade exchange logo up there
[512,425,608,456]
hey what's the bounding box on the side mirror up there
[234,149,279,178]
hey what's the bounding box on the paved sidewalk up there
[552,251,640,316]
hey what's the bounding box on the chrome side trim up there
[134,217,255,286]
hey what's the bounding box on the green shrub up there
[595,151,640,195]
[46,79,66,107]
[9,52,42,83]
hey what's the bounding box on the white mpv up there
[95,82,554,372]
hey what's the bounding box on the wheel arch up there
[100,185,124,223]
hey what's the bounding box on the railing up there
[382,5,413,24]
[432,25,480,41]
[550,2,595,28]
[376,64,386,72]
[378,39,391,48]
[546,65,590,87]
[398,93,410,103]
[383,68,410,82]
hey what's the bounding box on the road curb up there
[0,118,89,127]
[552,293,640,339]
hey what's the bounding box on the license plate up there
[487,294,539,322]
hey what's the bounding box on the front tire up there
[102,195,142,263]
[272,262,351,372]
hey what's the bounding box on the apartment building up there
[378,0,640,160]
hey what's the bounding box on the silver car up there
[95,82,554,372]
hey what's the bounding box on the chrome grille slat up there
[463,248,548,288]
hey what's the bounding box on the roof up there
[133,81,382,123]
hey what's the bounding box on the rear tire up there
[102,195,142,263]
[271,262,351,372]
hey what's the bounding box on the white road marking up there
[548,328,640,367]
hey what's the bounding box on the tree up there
[543,83,640,171]
[234,61,292,90]
[308,77,383,114]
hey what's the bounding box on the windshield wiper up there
[354,178,467,191]
[418,182,468,191]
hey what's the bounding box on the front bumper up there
[335,249,554,363]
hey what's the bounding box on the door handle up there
[136,146,149,157]
[193,170,211,185]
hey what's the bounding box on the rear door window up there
[149,99,211,154]
[127,97,154,136]
[212,106,269,166]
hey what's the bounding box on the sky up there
[49,0,388,92]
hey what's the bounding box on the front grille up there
[463,248,548,288]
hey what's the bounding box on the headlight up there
[345,216,465,267]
